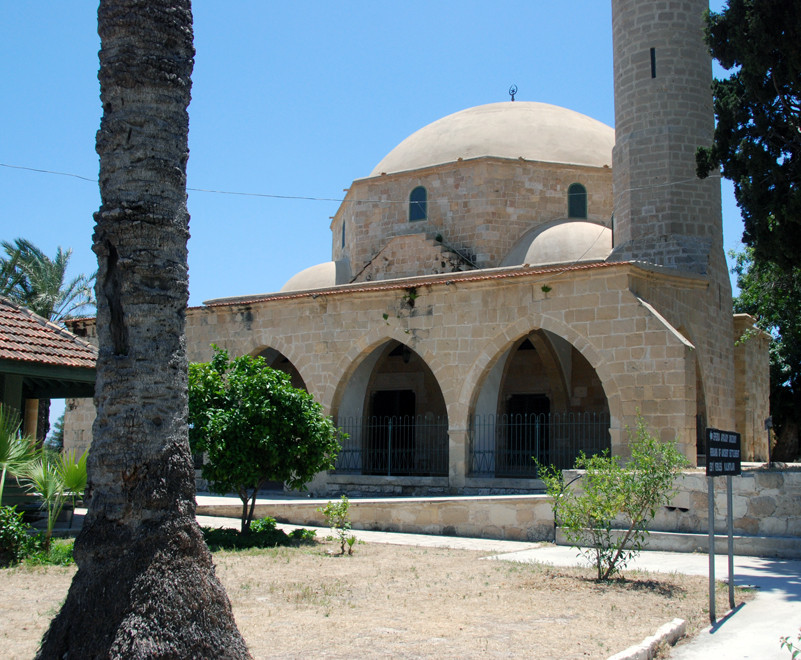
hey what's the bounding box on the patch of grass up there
[22,538,75,567]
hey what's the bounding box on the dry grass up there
[0,539,749,659]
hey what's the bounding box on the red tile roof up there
[0,296,97,369]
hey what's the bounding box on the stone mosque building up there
[66,0,770,496]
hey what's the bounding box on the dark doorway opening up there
[366,389,416,475]
[502,393,550,476]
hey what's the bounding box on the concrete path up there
[197,511,801,659]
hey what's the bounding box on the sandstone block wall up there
[733,314,771,460]
[565,467,801,539]
[66,262,741,484]
[334,158,613,275]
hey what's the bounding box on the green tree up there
[731,248,801,460]
[696,0,801,271]
[2,238,95,322]
[189,347,341,533]
[37,2,250,657]
[540,416,687,580]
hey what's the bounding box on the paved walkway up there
[197,510,801,660]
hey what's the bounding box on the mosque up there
[65,0,770,496]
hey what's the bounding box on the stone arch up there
[458,315,621,431]
[463,316,614,475]
[326,325,452,416]
[330,330,449,478]
[249,338,310,392]
[675,325,705,458]
[252,347,306,391]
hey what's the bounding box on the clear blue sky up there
[1,1,740,310]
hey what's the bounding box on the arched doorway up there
[335,340,448,477]
[470,330,610,477]
[256,348,306,390]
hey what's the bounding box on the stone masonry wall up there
[333,158,613,276]
[65,263,729,476]
[733,314,771,460]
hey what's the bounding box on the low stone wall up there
[199,494,556,543]
[562,466,801,539]
[196,466,800,556]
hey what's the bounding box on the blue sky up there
[1,1,739,312]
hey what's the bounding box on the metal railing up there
[335,415,448,477]
[469,411,610,477]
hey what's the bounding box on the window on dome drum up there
[567,183,587,219]
[409,186,427,222]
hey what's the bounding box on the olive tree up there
[189,347,341,533]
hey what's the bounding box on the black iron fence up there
[469,411,610,477]
[335,415,448,477]
[333,411,610,479]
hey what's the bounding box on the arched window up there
[567,183,587,219]
[409,186,427,222]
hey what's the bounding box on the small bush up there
[0,505,36,567]
[202,517,316,551]
[318,495,355,555]
[249,516,278,534]
[540,415,687,580]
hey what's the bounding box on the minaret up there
[609,0,725,278]
[610,0,736,449]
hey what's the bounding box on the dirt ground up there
[0,539,746,659]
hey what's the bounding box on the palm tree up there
[2,238,95,322]
[37,1,250,657]
[0,248,23,297]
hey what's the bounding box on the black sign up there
[706,428,741,477]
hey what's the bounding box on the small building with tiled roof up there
[0,296,96,437]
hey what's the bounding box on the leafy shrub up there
[0,505,36,567]
[202,517,316,551]
[249,516,278,534]
[540,415,687,580]
[319,495,355,555]
[781,628,801,659]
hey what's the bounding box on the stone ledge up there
[607,618,686,660]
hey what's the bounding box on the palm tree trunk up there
[36,399,50,447]
[37,2,250,656]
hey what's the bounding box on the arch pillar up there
[448,427,469,489]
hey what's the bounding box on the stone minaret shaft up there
[610,0,724,276]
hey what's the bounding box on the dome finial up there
[508,84,518,102]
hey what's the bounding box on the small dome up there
[370,102,614,177]
[280,260,352,293]
[523,222,612,266]
[280,262,336,292]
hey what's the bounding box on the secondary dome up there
[524,222,612,266]
[369,102,614,177]
[280,260,352,293]
[280,262,336,292]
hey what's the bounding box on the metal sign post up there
[706,428,742,623]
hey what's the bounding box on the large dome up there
[369,102,614,177]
